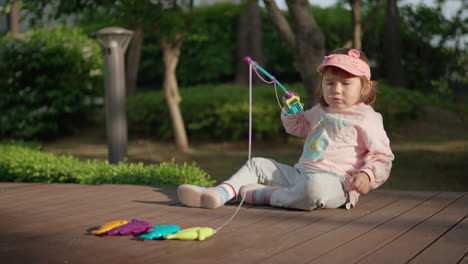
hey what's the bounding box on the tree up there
[156,2,192,151]
[235,0,263,85]
[383,0,405,87]
[1,0,21,36]
[350,0,362,49]
[344,0,384,49]
[262,0,325,105]
[20,0,191,151]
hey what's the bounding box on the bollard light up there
[93,27,133,164]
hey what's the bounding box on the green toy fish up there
[164,227,214,241]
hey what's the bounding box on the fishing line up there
[214,62,287,234]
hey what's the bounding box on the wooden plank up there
[265,191,438,263]
[459,252,468,264]
[75,186,242,263]
[0,185,186,264]
[357,193,468,264]
[147,191,385,263]
[1,185,181,236]
[88,186,326,263]
[0,183,88,207]
[1,184,147,226]
[309,192,465,263]
[0,182,37,191]
[408,194,468,264]
[120,203,303,263]
[0,184,74,204]
[1,184,465,264]
[137,206,315,263]
[91,208,243,263]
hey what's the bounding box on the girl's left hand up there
[346,172,371,194]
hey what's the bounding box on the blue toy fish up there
[140,225,181,240]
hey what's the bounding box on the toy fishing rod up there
[244,56,304,115]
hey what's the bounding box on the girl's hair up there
[316,48,377,107]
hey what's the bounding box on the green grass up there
[39,106,468,192]
[384,148,467,191]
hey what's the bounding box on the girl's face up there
[322,68,364,110]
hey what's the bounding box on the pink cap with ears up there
[317,49,371,80]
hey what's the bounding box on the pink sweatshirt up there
[281,103,394,206]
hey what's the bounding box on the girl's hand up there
[283,91,299,105]
[346,172,371,194]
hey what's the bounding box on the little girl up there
[177,48,394,210]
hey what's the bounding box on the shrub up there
[129,82,430,140]
[0,25,104,140]
[374,83,427,129]
[0,142,215,186]
[127,83,306,140]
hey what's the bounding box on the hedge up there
[0,25,104,140]
[127,82,427,140]
[127,83,307,140]
[0,142,215,186]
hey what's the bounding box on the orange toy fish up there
[91,220,128,235]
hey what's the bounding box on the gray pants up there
[224,157,347,210]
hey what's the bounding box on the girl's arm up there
[280,105,318,138]
[358,113,395,190]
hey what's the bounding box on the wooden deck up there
[0,183,466,264]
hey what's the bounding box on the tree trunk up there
[263,0,325,106]
[235,0,263,85]
[126,26,143,97]
[350,0,362,50]
[160,34,190,152]
[343,0,383,48]
[384,0,406,87]
[8,0,20,36]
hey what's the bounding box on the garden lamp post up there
[93,27,133,164]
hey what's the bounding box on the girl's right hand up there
[345,172,371,194]
[283,91,300,105]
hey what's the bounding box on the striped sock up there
[204,184,236,202]
[216,183,237,200]
[177,184,236,209]
[240,184,280,205]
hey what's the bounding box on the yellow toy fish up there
[164,227,214,241]
[91,220,128,235]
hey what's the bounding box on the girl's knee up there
[303,177,325,208]
[303,174,345,209]
[247,157,269,166]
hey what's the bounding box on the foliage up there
[0,141,215,186]
[22,0,195,39]
[69,1,466,97]
[127,83,306,140]
[138,4,353,87]
[399,3,467,92]
[260,9,297,82]
[312,5,352,52]
[0,25,104,140]
[127,82,428,140]
[15,0,465,94]
[374,83,427,130]
[139,3,240,86]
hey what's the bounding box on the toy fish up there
[107,219,153,236]
[91,220,128,235]
[164,227,214,241]
[140,225,181,240]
